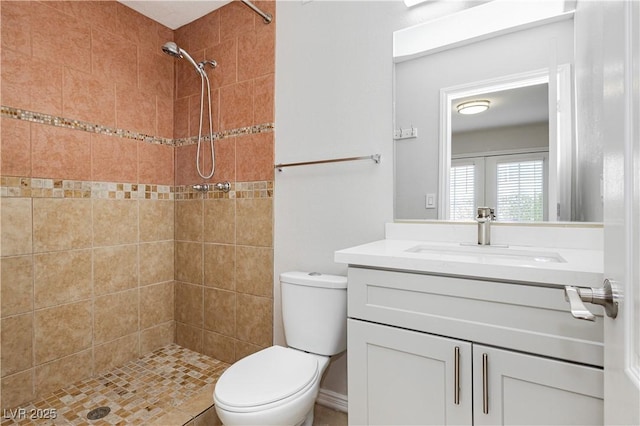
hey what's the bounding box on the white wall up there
[274,0,477,401]
[452,122,549,156]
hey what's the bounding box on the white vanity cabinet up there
[472,344,603,425]
[346,266,604,426]
[348,319,473,425]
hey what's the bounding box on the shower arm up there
[240,0,272,24]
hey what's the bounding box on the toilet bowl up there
[214,346,330,426]
[213,271,347,426]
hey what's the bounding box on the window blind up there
[450,164,476,220]
[496,159,544,221]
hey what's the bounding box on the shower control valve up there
[191,182,231,193]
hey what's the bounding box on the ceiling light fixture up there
[456,100,490,115]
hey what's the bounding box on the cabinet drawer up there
[347,267,603,366]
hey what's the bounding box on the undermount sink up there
[405,244,566,264]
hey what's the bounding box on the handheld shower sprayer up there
[162,42,203,75]
[162,41,217,180]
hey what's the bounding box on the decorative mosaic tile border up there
[1,106,174,146]
[0,177,174,200]
[1,177,274,200]
[173,122,276,147]
[235,181,274,199]
[1,106,275,147]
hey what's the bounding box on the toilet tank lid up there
[280,271,347,289]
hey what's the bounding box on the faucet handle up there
[477,207,495,220]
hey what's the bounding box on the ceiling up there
[117,1,233,30]
[451,83,549,134]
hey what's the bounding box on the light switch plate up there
[425,193,436,209]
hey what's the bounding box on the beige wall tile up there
[140,282,174,329]
[140,321,175,354]
[176,322,202,353]
[236,198,272,247]
[175,282,203,327]
[1,313,33,377]
[139,241,174,286]
[203,331,235,364]
[94,289,139,344]
[1,255,33,317]
[236,294,272,348]
[1,369,34,409]
[32,198,91,252]
[35,350,92,398]
[175,241,203,284]
[203,199,235,244]
[94,245,138,296]
[204,288,235,337]
[236,246,273,298]
[94,333,139,374]
[203,243,235,291]
[139,200,174,242]
[176,200,203,242]
[34,249,91,309]
[235,340,263,362]
[93,199,138,246]
[34,301,92,364]
[1,198,32,256]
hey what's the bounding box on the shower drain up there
[86,406,111,420]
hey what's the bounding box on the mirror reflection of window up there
[493,156,546,221]
[450,160,481,221]
[450,152,548,222]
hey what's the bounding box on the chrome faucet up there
[476,207,495,245]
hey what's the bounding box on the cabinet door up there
[473,344,604,425]
[348,319,472,425]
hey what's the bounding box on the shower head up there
[161,41,181,58]
[162,41,202,74]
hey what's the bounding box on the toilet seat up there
[214,346,319,413]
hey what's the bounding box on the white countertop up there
[335,223,604,287]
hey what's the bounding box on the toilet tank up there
[280,271,347,356]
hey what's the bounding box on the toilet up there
[213,271,347,426]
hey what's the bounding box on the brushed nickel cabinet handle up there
[454,346,460,405]
[482,353,489,414]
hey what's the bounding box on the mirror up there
[393,0,602,222]
[448,81,551,221]
[441,66,573,222]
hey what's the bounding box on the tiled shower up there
[0,0,275,412]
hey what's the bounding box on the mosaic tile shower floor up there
[1,344,229,426]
